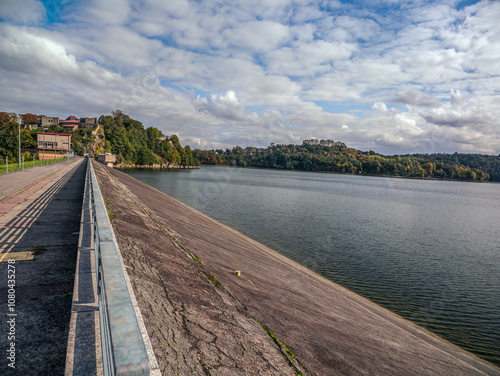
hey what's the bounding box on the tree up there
[21,129,35,148]
[137,146,157,165]
[21,113,37,127]
[0,127,18,158]
[112,110,124,127]
[0,112,13,128]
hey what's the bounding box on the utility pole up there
[18,113,23,167]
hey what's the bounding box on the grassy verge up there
[104,198,116,220]
[0,157,72,174]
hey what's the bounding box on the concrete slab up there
[0,251,35,262]
[65,310,101,376]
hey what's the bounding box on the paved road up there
[0,158,82,202]
[0,157,86,375]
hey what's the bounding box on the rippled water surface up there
[123,166,500,366]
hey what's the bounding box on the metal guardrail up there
[88,160,150,376]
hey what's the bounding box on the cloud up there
[195,91,246,121]
[394,90,441,108]
[265,40,357,76]
[83,26,165,68]
[394,113,423,136]
[422,107,495,129]
[372,101,388,112]
[0,25,120,84]
[450,89,465,107]
[0,0,45,24]
[222,21,290,52]
[65,0,131,25]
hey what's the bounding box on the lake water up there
[122,166,500,367]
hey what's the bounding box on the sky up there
[1,0,499,154]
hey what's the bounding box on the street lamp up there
[17,113,24,167]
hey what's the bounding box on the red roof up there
[66,116,79,121]
[42,132,71,136]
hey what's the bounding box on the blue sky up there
[1,0,499,154]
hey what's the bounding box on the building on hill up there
[97,153,116,167]
[79,117,98,129]
[60,116,80,131]
[37,115,59,128]
[303,139,320,145]
[36,132,72,160]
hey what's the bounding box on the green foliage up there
[0,112,12,128]
[100,111,199,166]
[70,128,95,155]
[193,141,500,182]
[199,270,223,288]
[0,114,37,160]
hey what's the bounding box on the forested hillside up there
[97,111,199,166]
[193,140,500,182]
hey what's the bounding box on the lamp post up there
[18,113,24,167]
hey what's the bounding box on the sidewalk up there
[0,158,86,375]
[0,158,82,202]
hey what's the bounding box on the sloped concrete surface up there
[93,162,500,376]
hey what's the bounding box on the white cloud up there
[265,40,357,76]
[372,101,388,112]
[66,0,131,25]
[450,89,465,107]
[0,0,45,24]
[195,91,246,121]
[395,113,423,136]
[0,25,116,85]
[222,21,290,52]
[394,90,441,108]
[84,26,165,68]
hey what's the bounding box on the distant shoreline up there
[115,163,200,169]
[198,163,495,183]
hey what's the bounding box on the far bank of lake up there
[122,165,500,367]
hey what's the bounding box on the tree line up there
[193,141,500,182]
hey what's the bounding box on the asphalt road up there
[0,158,85,375]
